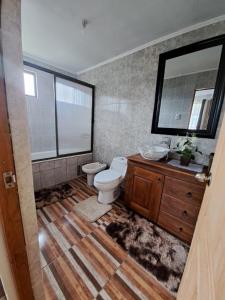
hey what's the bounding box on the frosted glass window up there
[56,77,93,155]
[25,67,57,160]
[24,63,94,161]
[24,71,37,97]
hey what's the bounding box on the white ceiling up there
[21,0,225,75]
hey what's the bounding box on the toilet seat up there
[94,170,121,185]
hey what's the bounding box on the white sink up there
[138,145,169,161]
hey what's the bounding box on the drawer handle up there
[182,210,188,216]
[179,227,183,232]
[186,192,192,198]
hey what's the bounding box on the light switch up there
[175,113,182,120]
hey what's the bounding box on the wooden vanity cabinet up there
[125,154,206,244]
[126,165,164,222]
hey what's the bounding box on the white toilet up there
[94,157,127,204]
[82,162,107,186]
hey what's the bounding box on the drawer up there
[133,166,164,182]
[158,211,194,244]
[164,176,205,205]
[160,194,200,226]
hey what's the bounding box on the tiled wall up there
[32,153,93,191]
[79,21,225,165]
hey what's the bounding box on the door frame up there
[0,11,34,299]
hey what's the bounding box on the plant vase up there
[180,155,191,166]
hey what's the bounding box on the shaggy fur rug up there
[106,213,189,293]
[35,183,75,209]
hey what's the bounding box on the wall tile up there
[66,164,77,181]
[77,153,93,166]
[32,163,40,173]
[32,154,93,189]
[54,167,67,185]
[40,169,55,188]
[33,172,41,191]
[66,156,78,165]
[54,158,66,168]
[39,160,54,171]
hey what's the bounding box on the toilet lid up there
[95,170,121,184]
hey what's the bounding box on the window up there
[25,68,57,160]
[56,77,93,154]
[24,63,94,161]
[24,71,37,97]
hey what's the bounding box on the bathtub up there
[31,147,90,161]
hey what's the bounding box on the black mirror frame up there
[152,34,225,139]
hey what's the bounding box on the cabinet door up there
[129,167,164,222]
[124,165,134,204]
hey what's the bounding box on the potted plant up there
[175,134,202,166]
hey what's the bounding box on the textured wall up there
[79,21,225,165]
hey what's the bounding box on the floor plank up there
[37,176,175,300]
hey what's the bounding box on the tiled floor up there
[37,176,174,300]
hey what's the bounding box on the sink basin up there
[138,145,169,161]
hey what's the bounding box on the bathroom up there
[1,1,225,300]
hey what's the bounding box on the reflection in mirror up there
[158,45,222,130]
[188,88,214,130]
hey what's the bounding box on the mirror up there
[152,35,225,138]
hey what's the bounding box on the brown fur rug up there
[106,213,189,293]
[35,183,76,209]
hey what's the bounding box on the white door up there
[177,112,225,300]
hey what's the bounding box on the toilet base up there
[98,187,120,204]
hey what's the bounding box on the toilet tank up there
[110,157,127,178]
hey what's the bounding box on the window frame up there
[24,70,37,97]
[24,61,95,162]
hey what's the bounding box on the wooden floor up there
[37,176,175,300]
